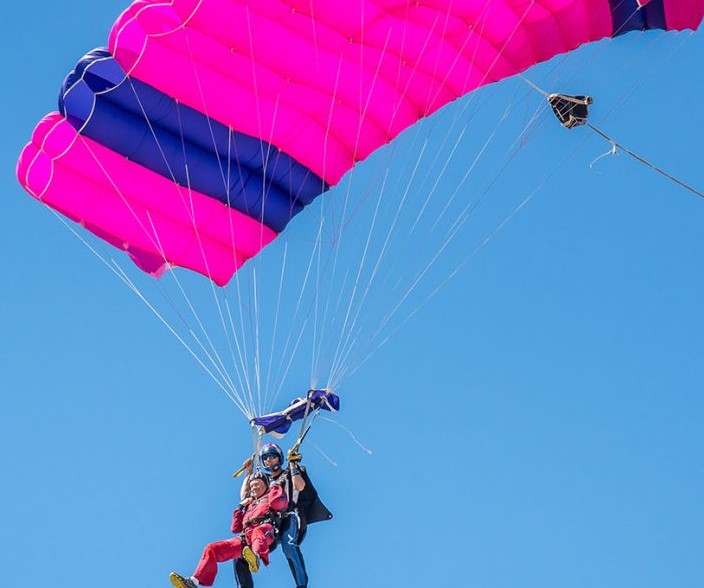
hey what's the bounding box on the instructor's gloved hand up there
[287,448,302,463]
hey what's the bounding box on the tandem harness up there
[239,509,284,548]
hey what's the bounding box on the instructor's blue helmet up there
[260,443,284,473]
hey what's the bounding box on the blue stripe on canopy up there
[59,48,328,233]
[610,0,666,35]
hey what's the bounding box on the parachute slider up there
[251,389,340,436]
[548,94,593,129]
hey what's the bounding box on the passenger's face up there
[250,478,267,498]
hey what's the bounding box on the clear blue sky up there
[2,3,704,588]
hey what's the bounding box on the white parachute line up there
[178,35,256,386]
[272,241,328,401]
[171,106,252,398]
[48,208,252,417]
[141,206,241,397]
[344,110,591,382]
[322,138,427,382]
[183,36,274,413]
[327,1,547,385]
[318,416,373,455]
[179,30,265,415]
[305,52,355,389]
[251,265,264,415]
[319,15,444,383]
[310,205,326,383]
[220,128,258,414]
[331,97,539,384]
[328,100,518,383]
[243,6,313,414]
[181,23,295,416]
[268,220,328,410]
[121,74,249,404]
[409,125,470,235]
[308,441,338,468]
[345,1,543,390]
[313,28,395,379]
[77,132,238,395]
[322,3,472,367]
[262,242,289,411]
[308,8,424,383]
[329,135,436,378]
[110,259,249,415]
[430,107,512,232]
[327,166,392,381]
[222,295,258,413]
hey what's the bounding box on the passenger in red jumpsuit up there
[169,472,288,588]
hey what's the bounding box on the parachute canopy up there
[17,0,704,285]
[252,389,340,435]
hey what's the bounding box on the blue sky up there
[2,3,704,588]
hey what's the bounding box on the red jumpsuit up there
[193,484,288,587]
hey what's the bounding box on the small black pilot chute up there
[548,93,593,129]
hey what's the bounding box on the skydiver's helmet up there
[260,443,284,474]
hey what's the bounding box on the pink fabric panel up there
[17,113,277,286]
[106,0,630,186]
[664,0,704,30]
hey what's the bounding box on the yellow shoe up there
[242,546,260,573]
[169,572,197,588]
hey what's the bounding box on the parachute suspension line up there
[315,29,396,384]
[522,76,704,200]
[344,116,602,385]
[171,82,255,406]
[76,133,246,403]
[322,0,475,387]
[220,129,259,415]
[326,165,406,384]
[308,48,370,392]
[123,74,250,407]
[267,220,329,411]
[272,233,334,404]
[171,105,248,399]
[308,55,347,389]
[328,103,519,386]
[180,25,300,417]
[179,31,261,416]
[142,208,242,397]
[111,260,251,417]
[252,266,264,416]
[327,138,433,384]
[173,26,270,417]
[332,98,545,388]
[586,124,704,199]
[331,4,544,387]
[262,242,289,411]
[328,166,394,384]
[321,8,451,386]
[49,208,253,417]
[174,47,251,404]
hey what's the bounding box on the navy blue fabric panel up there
[610,0,666,35]
[59,49,326,232]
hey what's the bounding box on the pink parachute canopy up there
[18,0,704,285]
